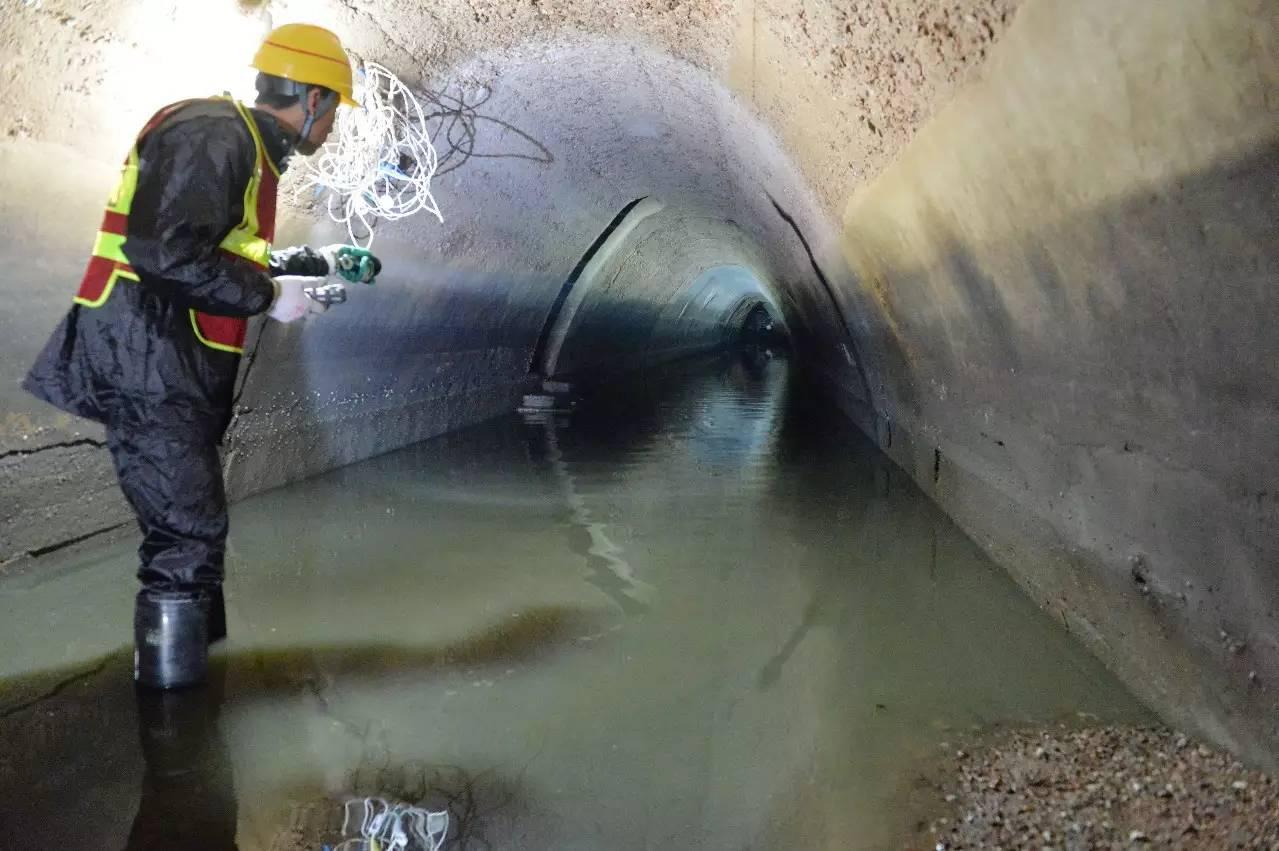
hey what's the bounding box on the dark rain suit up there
[23,98,314,592]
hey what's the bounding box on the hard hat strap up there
[297,89,339,152]
[255,73,339,155]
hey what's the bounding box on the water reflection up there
[0,351,1151,850]
[0,604,587,849]
[125,673,239,850]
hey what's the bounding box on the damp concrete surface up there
[0,353,1152,849]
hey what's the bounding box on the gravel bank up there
[929,726,1279,850]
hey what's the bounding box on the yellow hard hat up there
[252,23,358,108]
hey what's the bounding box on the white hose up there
[338,796,448,851]
[300,62,444,248]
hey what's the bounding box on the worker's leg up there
[106,425,228,688]
[105,427,228,592]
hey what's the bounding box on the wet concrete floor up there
[0,351,1152,849]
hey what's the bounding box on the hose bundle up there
[300,62,444,247]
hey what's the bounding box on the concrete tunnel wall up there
[0,0,1276,766]
[825,0,1279,767]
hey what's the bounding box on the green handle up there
[334,246,380,285]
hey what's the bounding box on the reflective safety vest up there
[74,97,279,355]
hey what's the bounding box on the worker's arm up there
[123,114,276,317]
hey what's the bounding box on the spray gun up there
[292,244,383,310]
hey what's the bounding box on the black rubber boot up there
[204,585,227,644]
[134,588,209,690]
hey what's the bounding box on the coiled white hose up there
[300,62,444,248]
[337,796,448,851]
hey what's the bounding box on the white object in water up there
[338,797,449,851]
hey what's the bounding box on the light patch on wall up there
[100,1,277,146]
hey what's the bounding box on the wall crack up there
[20,523,128,561]
[0,437,106,461]
[0,656,112,720]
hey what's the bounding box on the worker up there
[22,23,381,690]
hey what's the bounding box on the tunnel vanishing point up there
[0,0,1276,768]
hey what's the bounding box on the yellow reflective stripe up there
[96,224,268,273]
[229,100,265,238]
[92,231,132,264]
[237,157,260,236]
[218,228,271,267]
[219,100,274,268]
[232,98,280,178]
[74,265,139,309]
[106,148,141,215]
[188,310,245,355]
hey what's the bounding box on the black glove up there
[269,245,330,278]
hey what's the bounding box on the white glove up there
[268,275,323,323]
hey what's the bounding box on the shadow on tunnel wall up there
[830,139,1279,768]
[548,301,718,383]
[221,274,551,503]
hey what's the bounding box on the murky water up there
[0,352,1151,850]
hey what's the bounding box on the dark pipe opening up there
[738,302,785,348]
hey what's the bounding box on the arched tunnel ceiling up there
[0,0,1021,218]
[4,13,892,498]
[1,0,1277,768]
